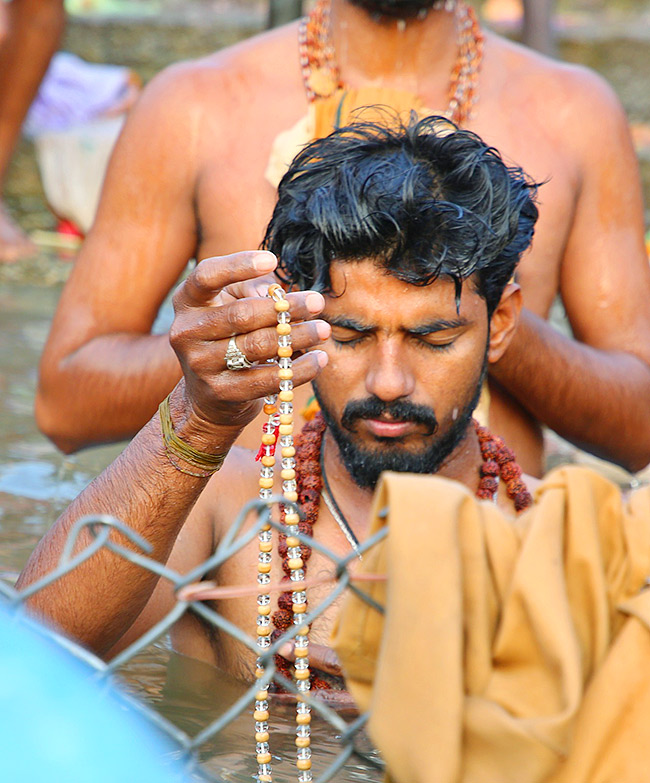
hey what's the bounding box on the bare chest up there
[208,495,367,681]
[192,60,579,317]
[193,90,302,259]
[467,100,580,316]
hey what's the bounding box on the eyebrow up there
[327,316,470,334]
[408,318,470,335]
[327,316,373,332]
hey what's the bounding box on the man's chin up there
[347,0,438,19]
[337,441,452,490]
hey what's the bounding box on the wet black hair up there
[263,115,539,316]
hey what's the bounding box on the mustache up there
[340,397,439,435]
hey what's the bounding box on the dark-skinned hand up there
[169,250,330,436]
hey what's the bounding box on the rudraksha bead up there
[476,488,495,500]
[478,476,499,495]
[300,488,320,507]
[301,474,321,490]
[479,440,499,461]
[480,460,499,477]
[506,478,528,499]
[272,608,293,632]
[500,461,521,482]
[277,592,293,612]
[514,491,533,512]
[496,445,515,465]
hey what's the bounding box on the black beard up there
[313,357,486,490]
[347,0,437,20]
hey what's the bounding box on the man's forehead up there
[324,260,484,323]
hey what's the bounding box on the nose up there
[365,339,415,402]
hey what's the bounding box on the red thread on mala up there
[254,422,278,462]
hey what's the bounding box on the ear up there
[487,283,522,363]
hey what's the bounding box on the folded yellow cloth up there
[265,86,433,188]
[332,467,650,783]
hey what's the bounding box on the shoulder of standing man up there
[479,29,633,155]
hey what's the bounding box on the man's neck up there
[329,0,460,96]
[321,422,482,534]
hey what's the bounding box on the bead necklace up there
[269,412,532,695]
[297,0,485,126]
[319,438,362,558]
[475,421,533,512]
[254,283,312,783]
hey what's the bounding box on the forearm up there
[36,332,182,453]
[18,383,238,656]
[25,250,328,654]
[491,309,650,472]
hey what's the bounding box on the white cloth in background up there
[24,51,132,138]
[24,52,136,232]
[34,117,125,233]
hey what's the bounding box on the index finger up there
[177,251,278,307]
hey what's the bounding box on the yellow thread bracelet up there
[159,394,227,476]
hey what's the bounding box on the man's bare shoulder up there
[484,31,625,124]
[191,444,263,536]
[137,21,301,118]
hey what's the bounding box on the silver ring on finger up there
[224,336,254,370]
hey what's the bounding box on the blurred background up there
[0,4,648,776]
[3,0,650,276]
[1,0,649,575]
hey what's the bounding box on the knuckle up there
[246,368,277,398]
[168,319,187,348]
[289,360,317,388]
[244,330,270,358]
[192,263,214,292]
[225,302,252,332]
[327,651,341,673]
[171,284,185,311]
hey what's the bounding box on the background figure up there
[269,0,558,55]
[32,0,650,478]
[0,0,66,263]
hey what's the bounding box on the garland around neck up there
[297,0,485,126]
[270,412,532,693]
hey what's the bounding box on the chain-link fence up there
[0,497,388,782]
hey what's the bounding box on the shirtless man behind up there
[35,0,650,476]
[19,118,540,678]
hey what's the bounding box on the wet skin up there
[19,253,535,691]
[35,1,650,475]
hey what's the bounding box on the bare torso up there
[182,27,589,473]
[163,442,540,681]
[38,10,650,474]
[165,446,373,680]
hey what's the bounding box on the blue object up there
[0,604,188,782]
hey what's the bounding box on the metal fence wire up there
[0,496,389,783]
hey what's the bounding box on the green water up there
[115,643,382,782]
[0,275,123,579]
